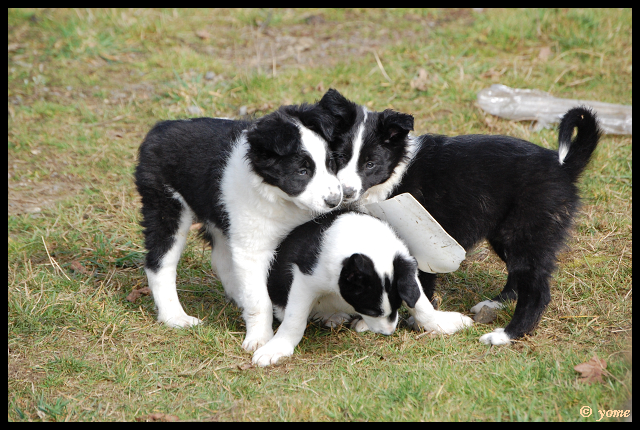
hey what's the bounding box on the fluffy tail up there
[557,106,602,181]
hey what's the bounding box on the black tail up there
[557,106,602,181]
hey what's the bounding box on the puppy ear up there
[318,88,358,136]
[393,255,420,308]
[380,110,414,144]
[340,253,376,289]
[282,102,336,142]
[247,112,300,156]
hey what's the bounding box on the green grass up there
[8,8,631,421]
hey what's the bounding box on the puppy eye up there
[365,161,375,169]
[298,168,308,176]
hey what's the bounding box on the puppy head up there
[246,108,342,213]
[332,108,414,204]
[338,252,418,335]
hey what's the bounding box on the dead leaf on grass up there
[410,68,429,92]
[195,29,211,40]
[538,46,552,61]
[70,260,92,275]
[126,287,151,303]
[237,362,255,371]
[574,355,607,384]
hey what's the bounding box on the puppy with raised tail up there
[318,89,601,345]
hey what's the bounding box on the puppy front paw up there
[242,328,274,352]
[479,328,512,345]
[410,311,473,334]
[158,313,202,328]
[252,339,295,367]
[350,317,370,333]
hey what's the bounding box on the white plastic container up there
[363,193,466,273]
[477,84,632,135]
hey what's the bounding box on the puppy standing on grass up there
[135,104,343,352]
[319,89,601,345]
[253,210,473,367]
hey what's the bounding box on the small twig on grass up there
[41,236,71,281]
[351,355,369,366]
[370,49,392,83]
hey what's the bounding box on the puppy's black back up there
[399,134,577,250]
[267,209,349,308]
[136,117,250,233]
[394,108,601,340]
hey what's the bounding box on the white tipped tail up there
[558,141,570,165]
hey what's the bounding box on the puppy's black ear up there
[380,110,414,145]
[248,112,300,156]
[393,255,420,308]
[282,103,336,143]
[340,253,376,290]
[318,88,358,136]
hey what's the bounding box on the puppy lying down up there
[253,210,473,367]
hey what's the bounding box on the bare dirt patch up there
[8,177,84,216]
[192,9,474,71]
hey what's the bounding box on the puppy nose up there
[324,193,342,208]
[343,186,356,199]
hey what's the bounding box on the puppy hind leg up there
[142,196,201,328]
[470,239,516,314]
[479,269,551,345]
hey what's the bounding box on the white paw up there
[409,311,474,334]
[321,312,352,328]
[479,328,512,345]
[252,339,294,367]
[242,330,274,352]
[158,313,202,328]
[350,318,370,333]
[470,300,503,314]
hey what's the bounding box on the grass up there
[8,8,632,421]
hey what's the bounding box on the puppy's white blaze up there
[338,111,367,201]
[295,124,342,212]
[361,291,397,335]
[558,141,569,165]
[361,308,397,336]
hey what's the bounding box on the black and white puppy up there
[321,89,601,345]
[252,210,473,366]
[135,103,344,352]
